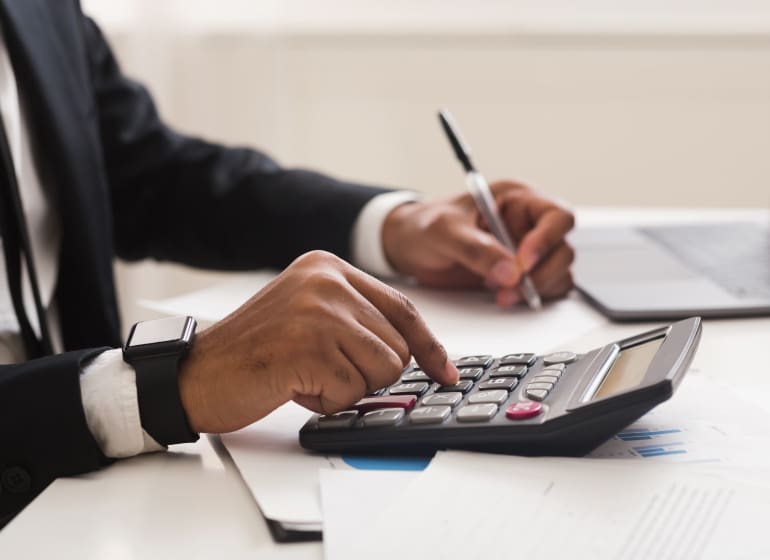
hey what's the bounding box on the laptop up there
[570,221,770,321]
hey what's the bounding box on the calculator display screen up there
[592,338,664,400]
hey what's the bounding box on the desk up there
[1,208,768,559]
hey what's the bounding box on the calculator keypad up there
[317,349,576,427]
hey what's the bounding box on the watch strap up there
[133,353,199,446]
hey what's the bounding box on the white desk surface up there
[1,207,768,559]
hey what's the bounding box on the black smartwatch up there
[123,316,200,446]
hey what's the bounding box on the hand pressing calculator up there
[299,317,702,456]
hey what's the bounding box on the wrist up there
[382,200,424,275]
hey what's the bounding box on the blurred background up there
[80,0,770,330]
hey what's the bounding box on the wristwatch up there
[122,316,200,446]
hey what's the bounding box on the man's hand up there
[177,251,459,434]
[382,180,575,307]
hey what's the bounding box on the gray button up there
[478,377,518,391]
[489,365,528,378]
[410,406,451,424]
[543,351,577,365]
[455,355,493,368]
[456,403,498,422]
[457,367,484,380]
[318,410,358,429]
[1,467,31,494]
[389,382,429,396]
[525,389,549,401]
[468,390,509,405]
[527,382,554,391]
[402,370,430,382]
[363,408,405,427]
[541,363,566,373]
[421,392,463,407]
[532,375,560,384]
[436,380,474,394]
[499,353,536,366]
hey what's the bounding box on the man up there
[0,0,575,525]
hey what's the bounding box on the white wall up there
[78,2,770,329]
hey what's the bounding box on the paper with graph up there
[340,451,770,560]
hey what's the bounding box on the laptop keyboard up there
[639,222,770,299]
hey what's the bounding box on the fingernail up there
[498,289,521,307]
[489,260,520,287]
[445,360,460,384]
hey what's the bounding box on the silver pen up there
[438,109,542,310]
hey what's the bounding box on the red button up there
[505,401,543,420]
[353,395,417,413]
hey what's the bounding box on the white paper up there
[345,451,770,560]
[220,402,431,526]
[320,469,418,560]
[589,375,770,465]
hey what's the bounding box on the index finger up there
[343,267,459,386]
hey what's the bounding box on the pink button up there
[353,395,417,413]
[505,401,543,420]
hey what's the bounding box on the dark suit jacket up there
[0,0,389,524]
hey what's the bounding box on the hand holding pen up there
[438,109,542,309]
[379,112,576,308]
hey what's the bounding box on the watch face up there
[128,316,194,347]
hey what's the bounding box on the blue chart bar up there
[616,428,683,442]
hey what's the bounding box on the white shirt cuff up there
[79,349,164,458]
[351,191,423,277]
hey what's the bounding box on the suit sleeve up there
[79,15,393,270]
[0,349,113,526]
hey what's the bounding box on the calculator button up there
[506,401,543,420]
[363,408,405,427]
[527,382,554,391]
[499,353,536,366]
[421,392,463,407]
[409,406,451,424]
[468,390,509,405]
[436,380,474,394]
[532,375,560,384]
[525,389,549,401]
[457,367,484,380]
[489,365,528,378]
[317,410,359,429]
[353,395,417,413]
[543,351,577,365]
[389,382,429,396]
[478,377,518,391]
[456,403,498,422]
[541,363,566,374]
[401,370,430,382]
[455,355,493,368]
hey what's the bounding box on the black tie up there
[0,110,52,359]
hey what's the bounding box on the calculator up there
[299,317,702,456]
